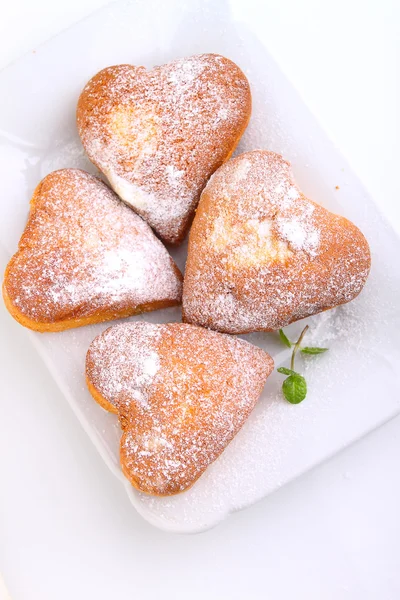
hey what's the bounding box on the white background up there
[0,1,399,598]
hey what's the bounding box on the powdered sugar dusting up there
[86,321,274,495]
[183,150,371,333]
[86,321,162,408]
[77,54,251,243]
[5,169,182,325]
[276,215,320,256]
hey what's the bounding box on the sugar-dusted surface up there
[1,0,400,532]
[77,54,251,244]
[86,322,273,495]
[183,150,371,333]
[86,321,162,411]
[3,169,182,327]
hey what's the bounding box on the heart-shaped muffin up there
[86,321,273,496]
[3,169,182,332]
[77,54,251,244]
[183,150,371,333]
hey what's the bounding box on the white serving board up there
[0,0,399,533]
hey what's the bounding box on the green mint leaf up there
[282,374,307,404]
[301,347,328,355]
[279,329,292,348]
[277,367,299,376]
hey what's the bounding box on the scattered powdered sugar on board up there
[40,137,98,177]
[4,169,182,324]
[77,53,251,243]
[86,321,273,496]
[183,150,371,334]
[306,305,359,346]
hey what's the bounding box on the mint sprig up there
[277,325,328,404]
[277,367,297,376]
[301,347,328,355]
[278,329,292,348]
[282,374,307,404]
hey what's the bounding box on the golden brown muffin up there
[77,54,251,244]
[86,321,273,496]
[3,169,182,332]
[182,150,371,333]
